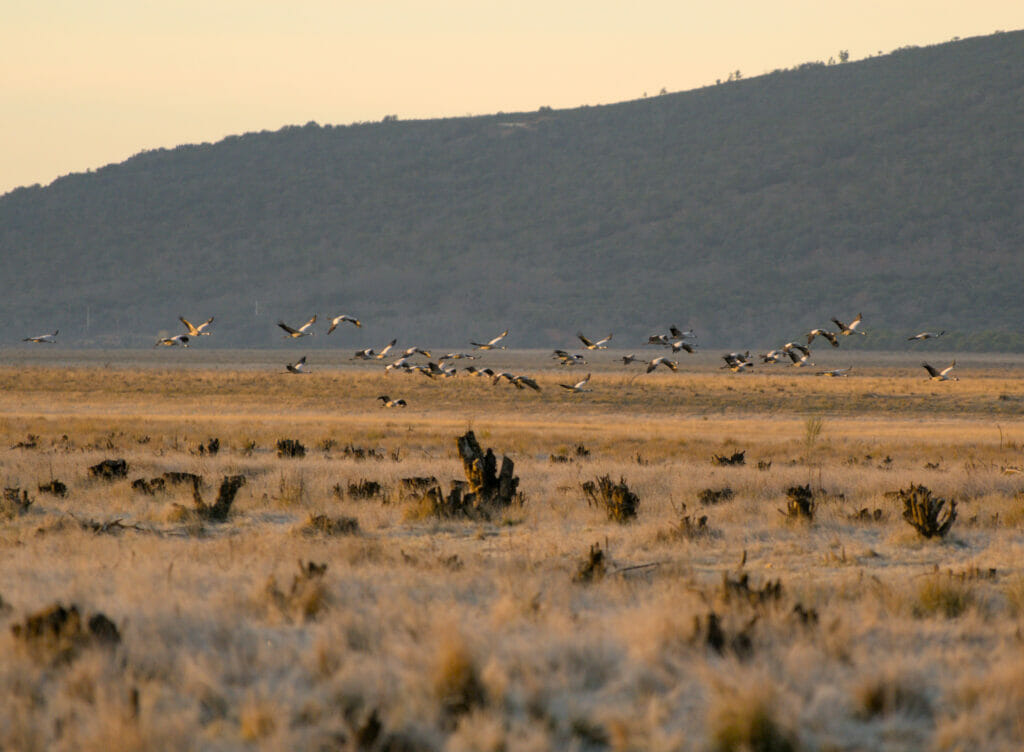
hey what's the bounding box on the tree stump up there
[190,475,246,522]
[455,431,520,512]
[783,484,816,521]
[1,487,33,519]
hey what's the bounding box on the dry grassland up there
[1,355,1023,750]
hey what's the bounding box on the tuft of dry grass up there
[853,671,933,720]
[432,632,486,726]
[707,685,798,752]
[297,512,359,536]
[914,574,974,618]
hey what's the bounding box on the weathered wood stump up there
[783,484,816,521]
[456,430,519,510]
[711,450,746,466]
[276,438,306,458]
[409,432,521,520]
[1,487,33,518]
[38,480,68,497]
[190,475,246,522]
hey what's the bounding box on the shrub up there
[89,458,128,480]
[782,484,815,521]
[712,450,746,466]
[581,476,640,523]
[276,438,306,458]
[707,687,797,752]
[899,483,957,538]
[698,487,734,506]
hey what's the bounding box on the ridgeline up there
[2,31,1022,350]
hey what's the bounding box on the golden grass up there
[1,358,1023,749]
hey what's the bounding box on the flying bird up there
[781,342,809,356]
[438,352,477,361]
[355,339,398,360]
[646,356,678,374]
[922,361,959,381]
[670,325,696,339]
[722,351,752,367]
[553,350,587,366]
[832,313,866,336]
[491,371,516,385]
[724,360,753,373]
[155,334,190,348]
[511,375,542,392]
[722,352,753,372]
[286,355,310,374]
[806,329,838,347]
[670,340,695,354]
[577,332,612,350]
[621,353,639,365]
[378,395,407,408]
[559,373,593,393]
[385,357,414,373]
[327,314,361,333]
[179,316,214,336]
[278,315,317,338]
[787,349,814,368]
[422,361,457,378]
[23,330,58,344]
[472,329,509,350]
[908,331,945,341]
[374,339,398,359]
[817,366,852,377]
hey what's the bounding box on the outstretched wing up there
[921,362,939,377]
[577,332,594,347]
[517,376,542,392]
[278,321,299,335]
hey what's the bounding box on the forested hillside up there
[2,31,1021,349]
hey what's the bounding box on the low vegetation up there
[0,360,1022,749]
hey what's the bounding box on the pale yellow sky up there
[2,1,1020,195]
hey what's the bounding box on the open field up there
[1,353,1023,750]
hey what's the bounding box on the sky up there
[2,1,1020,195]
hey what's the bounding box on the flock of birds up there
[18,312,962,408]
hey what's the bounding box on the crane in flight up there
[278,315,317,338]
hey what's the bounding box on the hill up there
[2,31,1022,350]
